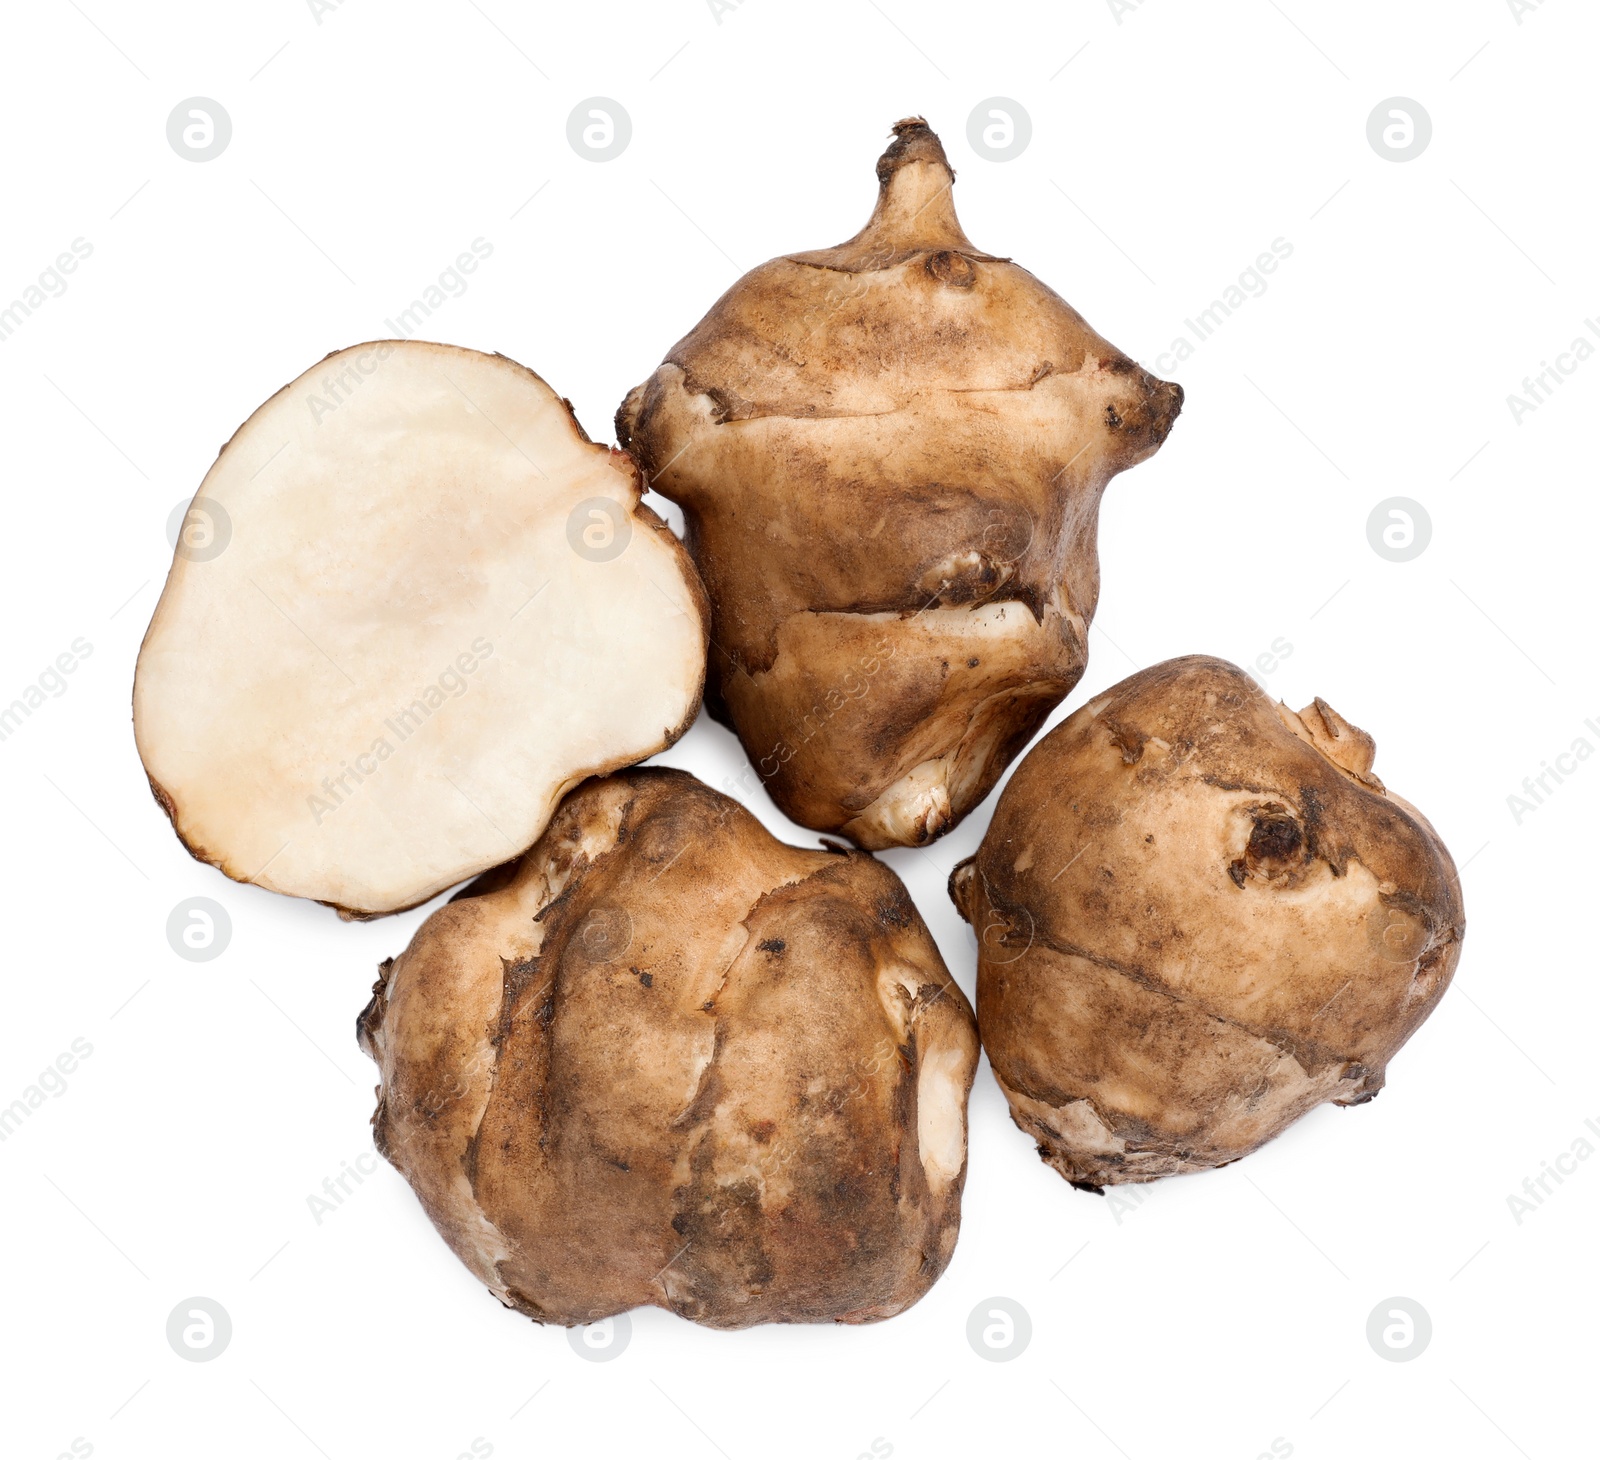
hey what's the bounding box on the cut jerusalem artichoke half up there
[358,767,980,1329]
[619,117,1183,850]
[949,656,1465,1189]
[134,341,708,918]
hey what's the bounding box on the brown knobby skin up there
[949,656,1464,1188]
[618,118,1183,850]
[134,340,708,918]
[359,767,979,1328]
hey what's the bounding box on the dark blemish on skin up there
[634,968,653,987]
[1105,720,1147,764]
[1105,405,1123,429]
[925,249,977,288]
[967,657,979,667]
[757,938,786,956]
[1247,815,1303,863]
[877,899,913,928]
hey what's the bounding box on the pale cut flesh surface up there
[358,768,981,1328]
[134,341,707,917]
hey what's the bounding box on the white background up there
[1,2,1595,1457]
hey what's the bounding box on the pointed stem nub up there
[858,118,974,256]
